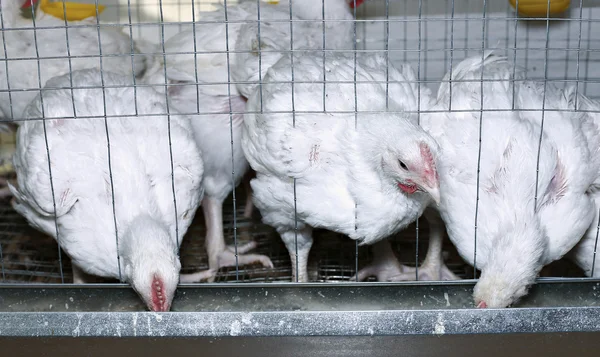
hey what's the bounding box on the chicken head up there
[121,215,182,312]
[382,140,441,205]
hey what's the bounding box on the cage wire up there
[0,0,598,287]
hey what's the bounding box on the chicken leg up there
[352,209,459,281]
[202,196,273,282]
[0,177,12,199]
[237,174,255,242]
[242,171,255,219]
[72,264,87,284]
[280,226,313,282]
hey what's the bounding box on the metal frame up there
[1,5,600,355]
[1,280,600,338]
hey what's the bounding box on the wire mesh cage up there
[1,0,600,349]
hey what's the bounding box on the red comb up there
[419,143,438,183]
[350,0,366,9]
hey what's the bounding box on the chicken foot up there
[184,196,273,283]
[352,209,459,282]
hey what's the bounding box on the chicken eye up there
[398,160,408,170]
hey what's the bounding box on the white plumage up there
[421,52,599,308]
[514,76,600,269]
[569,189,600,277]
[231,0,358,98]
[0,0,146,124]
[242,52,441,282]
[9,69,204,311]
[565,96,600,277]
[142,0,361,280]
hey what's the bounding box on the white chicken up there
[8,69,205,311]
[513,72,600,286]
[241,52,441,282]
[0,0,147,125]
[420,52,599,308]
[142,0,363,281]
[563,95,600,277]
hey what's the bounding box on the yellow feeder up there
[33,0,106,21]
[509,0,570,17]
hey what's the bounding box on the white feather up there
[9,69,203,311]
[243,52,440,281]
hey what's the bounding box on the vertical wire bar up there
[448,0,456,112]
[592,203,600,276]
[359,1,367,281]
[191,0,200,114]
[0,0,12,281]
[422,0,428,87]
[504,0,510,57]
[125,0,139,116]
[574,0,584,109]
[222,0,240,280]
[512,0,520,110]
[464,0,469,58]
[30,2,65,283]
[256,0,264,113]
[94,0,122,281]
[473,0,489,277]
[59,1,78,178]
[384,0,390,110]
[532,0,553,211]
[62,0,80,281]
[578,3,600,276]
[524,16,530,76]
[563,9,572,81]
[0,2,15,121]
[353,0,359,282]
[288,0,299,282]
[582,6,592,96]
[444,0,449,75]
[157,1,181,252]
[322,0,326,112]
[415,0,423,280]
[403,0,407,63]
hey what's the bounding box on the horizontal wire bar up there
[6,106,599,123]
[3,46,599,63]
[4,15,600,32]
[3,76,600,94]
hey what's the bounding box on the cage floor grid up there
[0,185,584,284]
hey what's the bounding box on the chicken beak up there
[265,0,280,4]
[421,185,440,206]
